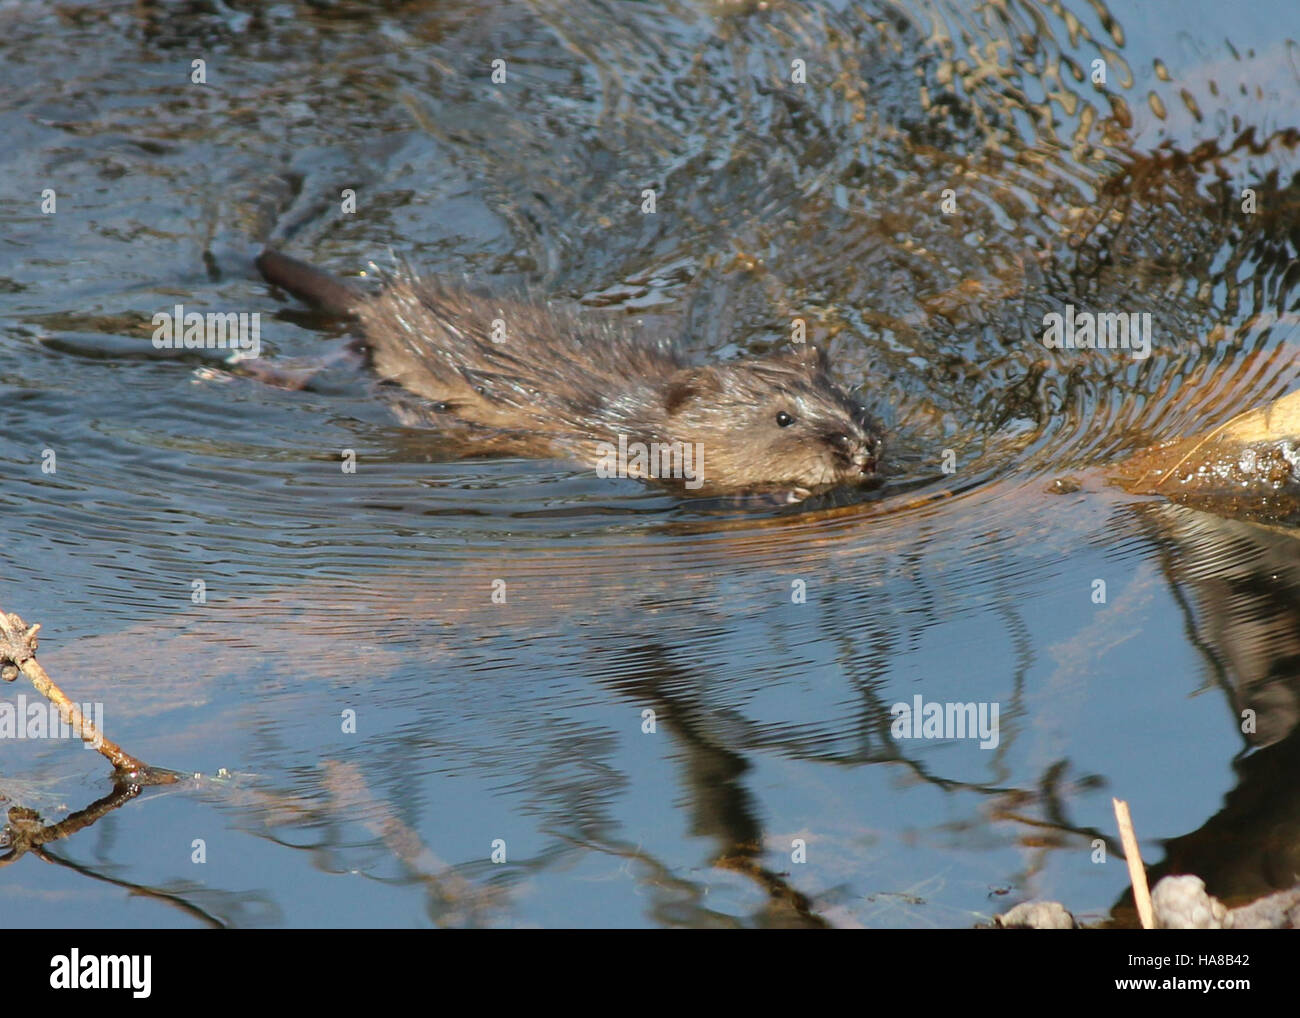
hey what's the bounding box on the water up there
[1,0,1298,927]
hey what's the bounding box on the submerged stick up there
[1113,797,1153,929]
[0,608,176,784]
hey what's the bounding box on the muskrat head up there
[661,345,883,497]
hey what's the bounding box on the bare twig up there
[0,608,177,785]
[1113,797,1154,929]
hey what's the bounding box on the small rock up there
[1228,886,1300,929]
[995,901,1078,929]
[1152,875,1228,929]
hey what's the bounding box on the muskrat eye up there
[776,411,795,428]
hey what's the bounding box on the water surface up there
[2,0,1299,927]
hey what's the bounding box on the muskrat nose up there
[853,433,881,475]
[829,431,879,475]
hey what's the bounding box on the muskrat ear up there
[664,366,722,414]
[794,344,829,370]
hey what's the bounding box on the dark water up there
[1,0,1299,927]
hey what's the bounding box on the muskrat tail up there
[256,248,363,317]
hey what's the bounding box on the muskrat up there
[256,248,883,500]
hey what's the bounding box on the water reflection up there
[1,782,226,927]
[1108,505,1300,921]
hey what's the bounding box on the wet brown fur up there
[259,251,882,497]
